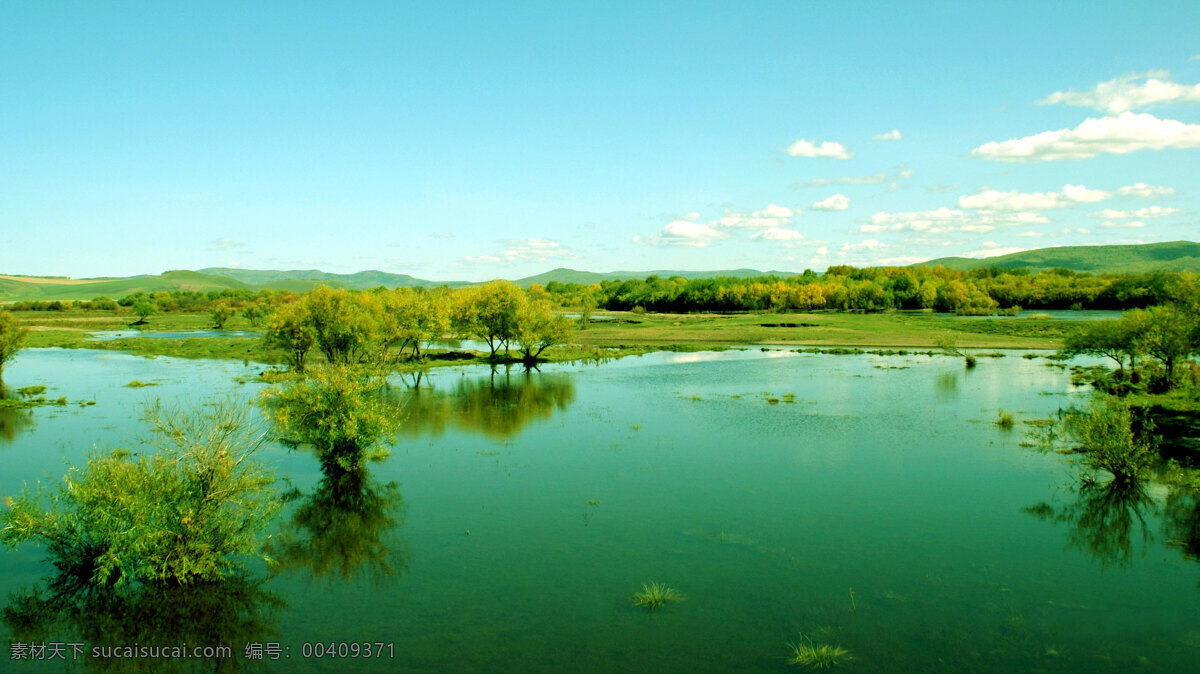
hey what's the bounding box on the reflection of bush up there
[1025,479,1155,569]
[3,573,283,673]
[1163,487,1200,564]
[393,370,575,441]
[269,467,408,585]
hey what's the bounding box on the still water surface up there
[1,348,1197,672]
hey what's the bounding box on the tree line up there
[545,267,1197,314]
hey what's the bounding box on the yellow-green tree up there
[0,312,29,380]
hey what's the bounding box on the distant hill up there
[512,267,798,287]
[916,241,1200,274]
[199,267,471,290]
[0,270,251,303]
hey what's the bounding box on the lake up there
[1,347,1197,672]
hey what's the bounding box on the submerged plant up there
[786,634,852,669]
[1,401,278,587]
[631,582,683,611]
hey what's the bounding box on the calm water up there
[1,348,1198,672]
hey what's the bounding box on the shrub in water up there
[1,401,278,586]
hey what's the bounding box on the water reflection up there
[269,468,408,585]
[0,387,35,445]
[1024,480,1156,569]
[391,368,575,441]
[2,574,283,672]
[1163,486,1200,564]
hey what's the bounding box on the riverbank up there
[10,308,1083,366]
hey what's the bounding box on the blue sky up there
[2,2,1198,280]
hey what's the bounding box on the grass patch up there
[125,380,158,388]
[995,410,1016,429]
[786,634,852,669]
[631,582,683,611]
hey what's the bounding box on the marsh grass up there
[995,410,1016,429]
[786,634,852,669]
[631,582,683,611]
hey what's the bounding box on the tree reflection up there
[1162,486,1200,564]
[2,573,283,672]
[268,467,408,585]
[0,386,35,445]
[391,367,575,441]
[1024,479,1156,569]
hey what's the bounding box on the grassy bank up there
[10,308,1078,367]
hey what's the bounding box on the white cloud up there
[1116,182,1175,198]
[714,204,797,229]
[877,255,925,265]
[785,138,854,159]
[206,238,248,252]
[957,184,1110,211]
[464,238,578,264]
[960,243,1029,259]
[862,208,1049,234]
[971,112,1200,162]
[840,239,884,252]
[1091,206,1179,219]
[1060,184,1111,203]
[872,129,902,141]
[811,193,850,211]
[792,166,914,189]
[751,228,807,245]
[1039,71,1200,114]
[1100,220,1147,229]
[633,220,726,247]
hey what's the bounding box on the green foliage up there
[631,582,683,611]
[1063,396,1155,483]
[261,366,398,471]
[514,299,573,362]
[241,301,269,327]
[131,300,156,324]
[0,401,278,586]
[454,280,525,357]
[995,410,1015,429]
[209,300,236,329]
[786,635,852,669]
[0,311,30,379]
[264,301,317,371]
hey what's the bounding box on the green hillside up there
[917,241,1200,274]
[513,267,798,287]
[200,267,470,290]
[0,270,250,303]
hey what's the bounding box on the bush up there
[1064,396,1155,483]
[261,367,397,471]
[0,401,278,586]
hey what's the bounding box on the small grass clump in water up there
[125,380,158,388]
[632,582,683,611]
[786,635,851,669]
[995,410,1015,429]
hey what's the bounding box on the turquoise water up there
[1,348,1198,672]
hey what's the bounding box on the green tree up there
[1133,305,1197,390]
[455,281,524,357]
[305,286,376,365]
[131,300,156,325]
[0,312,29,380]
[513,300,572,363]
[242,302,269,327]
[261,366,397,471]
[264,302,317,371]
[0,401,278,586]
[1061,319,1140,373]
[209,300,236,329]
